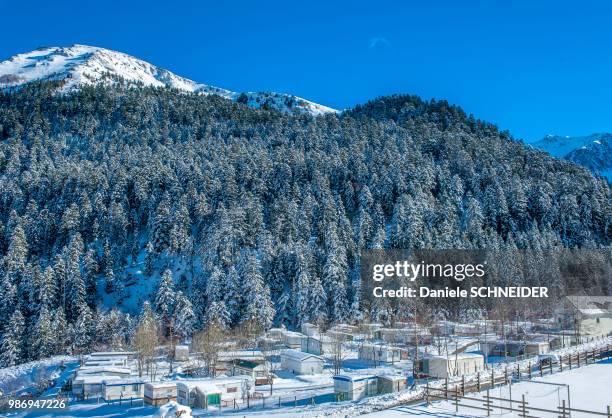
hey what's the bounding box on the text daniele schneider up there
[371,261,548,299]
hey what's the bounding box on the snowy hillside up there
[532,133,612,181]
[0,45,336,116]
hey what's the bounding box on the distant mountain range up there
[532,133,612,181]
[0,44,337,116]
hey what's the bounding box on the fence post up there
[445,378,448,400]
[477,372,481,391]
[521,394,527,418]
[560,356,563,372]
[462,375,465,395]
[607,405,610,418]
[455,386,459,413]
[560,399,566,418]
[278,396,281,407]
[486,389,491,417]
[263,397,265,408]
[491,369,495,388]
[425,380,430,405]
[528,361,532,379]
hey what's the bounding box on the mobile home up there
[358,343,402,364]
[333,375,378,400]
[73,375,121,399]
[144,382,177,406]
[301,323,320,337]
[281,330,306,349]
[418,353,485,378]
[232,360,270,385]
[281,349,324,375]
[174,345,190,361]
[377,375,407,394]
[102,378,145,401]
[301,335,334,355]
[177,377,253,408]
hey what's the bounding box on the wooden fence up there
[421,342,612,417]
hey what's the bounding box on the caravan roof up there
[281,349,323,362]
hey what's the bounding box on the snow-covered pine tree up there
[174,291,196,339]
[293,252,311,326]
[154,269,176,337]
[72,305,94,354]
[143,241,154,276]
[238,251,275,329]
[83,248,99,308]
[30,306,55,360]
[0,309,25,367]
[205,267,230,328]
[51,308,68,354]
[103,239,114,293]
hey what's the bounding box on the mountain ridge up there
[532,133,612,181]
[0,44,337,116]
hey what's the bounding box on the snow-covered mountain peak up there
[0,44,336,116]
[532,133,612,181]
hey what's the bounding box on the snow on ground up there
[0,356,77,397]
[364,360,612,417]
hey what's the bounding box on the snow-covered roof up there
[89,351,136,357]
[333,374,376,382]
[281,349,324,362]
[217,350,264,362]
[176,376,251,390]
[78,366,132,375]
[377,374,407,382]
[426,353,484,361]
[566,296,612,316]
[145,381,177,389]
[74,375,121,384]
[103,377,146,386]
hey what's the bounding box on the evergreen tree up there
[239,252,275,329]
[30,306,54,360]
[0,309,25,367]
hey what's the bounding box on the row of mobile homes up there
[144,382,177,406]
[102,378,146,401]
[333,375,378,400]
[280,349,324,375]
[177,377,253,408]
[301,335,334,355]
[358,343,402,364]
[418,353,485,379]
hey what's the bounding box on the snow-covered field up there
[362,360,612,418]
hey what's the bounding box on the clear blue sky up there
[1,0,611,141]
